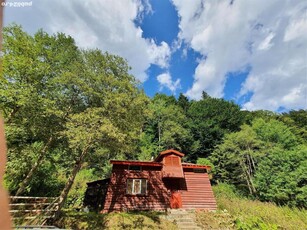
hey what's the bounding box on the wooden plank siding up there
[181,169,217,210]
[102,165,217,212]
[102,150,216,212]
[102,165,170,212]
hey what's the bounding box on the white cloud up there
[148,41,171,69]
[172,0,307,110]
[157,72,181,93]
[4,0,170,82]
[258,33,275,50]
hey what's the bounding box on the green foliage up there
[210,124,263,194]
[141,96,190,155]
[213,184,307,230]
[2,24,306,214]
[56,210,177,230]
[2,24,81,195]
[2,24,148,203]
[187,96,245,159]
[212,183,241,199]
[66,169,99,208]
[137,132,158,161]
[252,118,298,149]
[279,110,307,143]
[196,158,214,171]
[211,118,306,205]
[195,210,236,230]
[254,145,307,207]
[4,143,65,196]
[177,93,190,114]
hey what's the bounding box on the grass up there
[195,183,307,230]
[55,210,178,230]
[15,184,307,229]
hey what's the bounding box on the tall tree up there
[138,96,190,159]
[187,97,245,159]
[54,49,148,216]
[279,110,307,143]
[177,93,190,114]
[210,124,263,194]
[254,145,307,207]
[1,24,81,196]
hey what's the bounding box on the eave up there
[110,160,162,167]
[155,149,185,162]
[182,163,211,170]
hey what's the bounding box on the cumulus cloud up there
[4,0,171,82]
[172,0,307,110]
[157,72,181,93]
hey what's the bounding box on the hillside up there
[196,184,307,230]
[53,184,307,230]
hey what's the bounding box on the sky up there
[3,0,307,111]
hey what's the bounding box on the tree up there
[279,110,307,143]
[252,118,298,150]
[254,145,307,207]
[177,93,190,114]
[54,49,148,216]
[142,97,190,155]
[210,118,306,206]
[210,125,264,194]
[1,24,81,196]
[187,97,245,159]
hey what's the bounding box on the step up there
[178,227,201,229]
[177,224,202,230]
[168,218,194,223]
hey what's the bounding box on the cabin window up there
[126,179,147,195]
[128,165,142,171]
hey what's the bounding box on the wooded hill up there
[1,25,306,216]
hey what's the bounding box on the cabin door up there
[167,179,182,209]
[170,191,182,209]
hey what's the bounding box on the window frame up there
[126,178,147,195]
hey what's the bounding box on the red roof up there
[110,160,162,167]
[182,163,211,170]
[110,149,211,170]
[155,149,185,162]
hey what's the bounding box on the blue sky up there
[3,0,307,111]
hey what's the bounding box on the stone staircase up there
[165,209,202,230]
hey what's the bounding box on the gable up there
[162,154,184,178]
[155,149,185,162]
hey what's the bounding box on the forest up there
[1,24,306,217]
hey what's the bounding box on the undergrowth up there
[198,183,307,230]
[55,210,177,230]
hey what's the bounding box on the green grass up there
[55,210,178,230]
[195,183,307,230]
[17,184,306,229]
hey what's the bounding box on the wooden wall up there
[181,168,217,210]
[102,165,170,212]
[102,165,217,212]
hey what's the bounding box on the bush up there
[213,184,307,230]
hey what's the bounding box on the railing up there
[9,196,59,225]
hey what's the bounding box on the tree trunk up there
[54,144,90,219]
[240,159,256,195]
[14,136,53,197]
[240,161,253,195]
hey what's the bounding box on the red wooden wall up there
[102,165,170,212]
[102,160,217,212]
[181,168,217,210]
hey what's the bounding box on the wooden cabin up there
[101,150,217,212]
